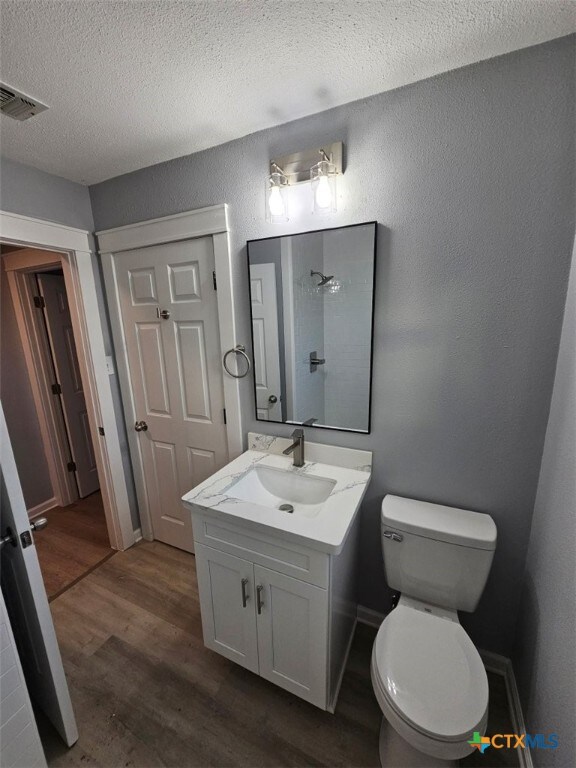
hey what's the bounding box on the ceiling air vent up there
[0,83,48,121]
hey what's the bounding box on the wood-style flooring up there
[39,541,518,768]
[34,491,112,600]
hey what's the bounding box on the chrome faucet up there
[283,428,305,467]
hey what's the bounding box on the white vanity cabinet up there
[192,510,359,712]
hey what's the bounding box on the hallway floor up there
[34,491,112,600]
[40,541,519,767]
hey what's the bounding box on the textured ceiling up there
[1,1,574,185]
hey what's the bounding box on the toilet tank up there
[381,495,497,612]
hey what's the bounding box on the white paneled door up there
[110,238,229,552]
[37,273,100,498]
[250,263,282,421]
[0,405,78,749]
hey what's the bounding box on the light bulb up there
[268,186,285,217]
[315,175,332,209]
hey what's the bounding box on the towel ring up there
[223,345,251,379]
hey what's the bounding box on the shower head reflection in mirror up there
[310,270,335,286]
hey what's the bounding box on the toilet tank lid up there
[381,495,497,551]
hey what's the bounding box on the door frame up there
[3,250,80,510]
[98,204,243,542]
[0,210,136,550]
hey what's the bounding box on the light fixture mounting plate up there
[270,141,343,184]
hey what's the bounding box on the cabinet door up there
[195,544,258,673]
[254,565,328,709]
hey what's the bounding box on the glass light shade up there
[266,171,289,222]
[310,159,337,214]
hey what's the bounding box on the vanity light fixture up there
[310,149,338,214]
[266,162,289,222]
[267,142,343,222]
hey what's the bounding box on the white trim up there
[0,210,135,551]
[96,205,228,253]
[357,604,386,628]
[213,230,243,457]
[5,260,78,507]
[505,667,533,768]
[357,605,533,768]
[133,527,143,543]
[0,210,92,252]
[28,497,58,519]
[480,651,534,768]
[100,251,153,541]
[99,205,244,543]
[479,648,509,676]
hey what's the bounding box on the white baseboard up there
[480,651,533,768]
[133,527,143,543]
[358,606,532,767]
[356,604,386,627]
[28,497,57,519]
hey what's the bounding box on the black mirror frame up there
[246,221,378,435]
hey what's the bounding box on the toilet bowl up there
[371,596,488,764]
[373,495,497,766]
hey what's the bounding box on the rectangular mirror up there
[247,221,377,433]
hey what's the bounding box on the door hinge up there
[51,383,62,395]
[67,460,77,472]
[223,408,227,425]
[98,426,105,436]
[212,270,217,291]
[33,295,45,309]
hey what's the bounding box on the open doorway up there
[1,245,112,598]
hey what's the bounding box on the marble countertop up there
[181,435,372,554]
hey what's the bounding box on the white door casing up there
[99,205,243,548]
[108,238,228,551]
[0,212,135,551]
[4,262,78,508]
[0,591,47,768]
[37,273,100,498]
[0,404,78,747]
[250,263,282,421]
[254,564,328,708]
[195,544,258,672]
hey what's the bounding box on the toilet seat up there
[372,602,488,744]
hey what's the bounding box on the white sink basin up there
[182,440,373,553]
[227,465,336,516]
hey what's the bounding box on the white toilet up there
[371,495,497,767]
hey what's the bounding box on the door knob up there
[156,308,170,320]
[30,517,48,532]
[134,420,148,432]
[268,395,278,404]
[0,527,17,551]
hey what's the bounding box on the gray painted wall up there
[513,239,575,766]
[0,157,139,528]
[0,157,94,230]
[0,266,53,509]
[90,36,575,655]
